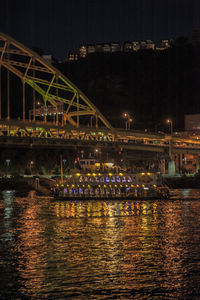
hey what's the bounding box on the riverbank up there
[0,177,33,191]
[0,176,53,196]
[164,175,200,189]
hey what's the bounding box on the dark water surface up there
[1,189,200,299]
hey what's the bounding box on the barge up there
[52,172,170,200]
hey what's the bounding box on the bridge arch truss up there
[0,32,112,129]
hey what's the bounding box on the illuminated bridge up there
[0,32,200,171]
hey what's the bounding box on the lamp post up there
[166,119,173,135]
[128,118,133,130]
[123,113,133,130]
[166,119,173,158]
[60,155,63,184]
[95,148,99,160]
[166,119,175,176]
[30,160,34,174]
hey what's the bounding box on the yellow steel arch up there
[0,32,112,129]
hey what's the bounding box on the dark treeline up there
[57,38,200,131]
[0,148,76,176]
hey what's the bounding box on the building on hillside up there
[95,44,103,52]
[42,54,55,64]
[140,41,147,49]
[110,42,121,52]
[156,39,173,51]
[146,40,155,50]
[80,45,87,58]
[78,38,173,59]
[103,43,111,52]
[79,42,121,57]
[67,52,79,61]
[123,41,133,52]
[132,41,140,51]
[87,45,96,54]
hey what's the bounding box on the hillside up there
[57,42,200,131]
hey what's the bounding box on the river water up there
[1,189,200,299]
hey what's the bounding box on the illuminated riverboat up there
[52,172,170,200]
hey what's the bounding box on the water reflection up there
[1,191,200,298]
[54,200,149,218]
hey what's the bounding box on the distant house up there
[77,38,173,59]
[42,54,55,64]
[67,52,79,61]
[110,42,121,52]
[79,45,87,58]
[146,40,155,50]
[103,43,111,52]
[87,45,96,54]
[156,39,172,51]
[132,41,140,51]
[123,41,133,52]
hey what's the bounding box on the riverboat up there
[52,171,170,200]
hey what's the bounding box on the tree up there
[39,167,46,175]
[52,165,60,175]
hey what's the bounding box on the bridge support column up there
[179,153,183,173]
[33,60,36,121]
[0,66,1,120]
[56,106,58,126]
[7,69,10,121]
[34,177,39,189]
[168,160,175,176]
[160,159,166,174]
[175,153,183,174]
[95,114,98,128]
[174,155,179,174]
[56,78,59,126]
[195,155,200,173]
[22,81,25,121]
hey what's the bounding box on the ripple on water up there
[0,190,200,299]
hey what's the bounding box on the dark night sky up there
[0,0,200,60]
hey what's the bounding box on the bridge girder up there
[0,32,112,129]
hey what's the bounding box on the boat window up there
[111,176,115,182]
[116,176,120,182]
[122,176,126,182]
[100,177,104,182]
[127,176,132,182]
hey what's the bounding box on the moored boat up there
[52,171,170,200]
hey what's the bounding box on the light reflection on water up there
[1,190,200,299]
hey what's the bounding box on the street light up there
[95,148,100,160]
[30,161,34,174]
[129,118,133,130]
[166,119,173,135]
[166,119,173,160]
[123,113,133,130]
